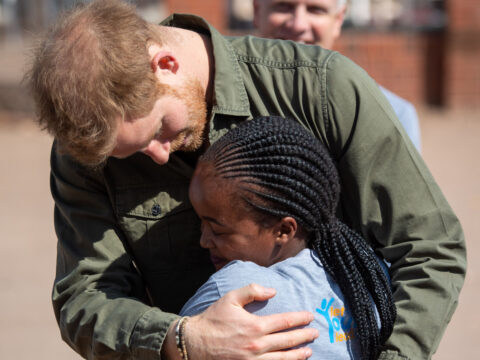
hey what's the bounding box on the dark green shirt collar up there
[160,14,251,118]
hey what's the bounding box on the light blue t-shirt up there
[180,249,371,359]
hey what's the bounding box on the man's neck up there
[163,26,215,107]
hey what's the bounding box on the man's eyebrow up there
[203,216,226,227]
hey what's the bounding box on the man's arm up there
[51,144,178,359]
[324,54,466,360]
[163,284,317,360]
[379,86,422,152]
[51,145,317,360]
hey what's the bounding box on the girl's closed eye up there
[210,227,224,237]
[201,220,225,237]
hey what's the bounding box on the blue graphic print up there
[316,298,355,343]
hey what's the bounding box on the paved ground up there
[0,107,478,359]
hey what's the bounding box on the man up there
[27,0,465,359]
[253,0,422,151]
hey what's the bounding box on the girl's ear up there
[275,217,298,245]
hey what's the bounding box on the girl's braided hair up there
[199,116,396,360]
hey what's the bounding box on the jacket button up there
[151,204,161,216]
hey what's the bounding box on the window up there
[228,0,446,31]
[345,0,446,30]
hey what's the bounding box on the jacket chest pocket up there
[115,182,214,312]
[115,182,205,274]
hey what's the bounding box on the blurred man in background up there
[253,0,422,151]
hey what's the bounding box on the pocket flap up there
[115,182,191,220]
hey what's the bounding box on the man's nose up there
[288,6,309,33]
[143,140,171,165]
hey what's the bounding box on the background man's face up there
[253,0,346,49]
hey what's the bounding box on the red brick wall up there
[448,0,480,32]
[445,0,480,108]
[332,31,447,107]
[446,42,480,108]
[334,32,427,106]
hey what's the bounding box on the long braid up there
[200,116,396,360]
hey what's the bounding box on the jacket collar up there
[160,14,251,118]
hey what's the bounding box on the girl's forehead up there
[194,161,236,195]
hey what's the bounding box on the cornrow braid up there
[200,116,396,360]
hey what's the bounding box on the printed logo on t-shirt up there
[316,298,355,343]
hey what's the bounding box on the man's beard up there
[159,78,208,154]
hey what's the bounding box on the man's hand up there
[180,283,318,359]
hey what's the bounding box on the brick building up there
[164,0,480,109]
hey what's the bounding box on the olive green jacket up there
[51,14,466,360]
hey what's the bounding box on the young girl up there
[181,116,396,360]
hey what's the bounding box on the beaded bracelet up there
[175,316,190,360]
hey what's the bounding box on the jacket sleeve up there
[324,54,466,360]
[379,86,422,153]
[50,143,178,359]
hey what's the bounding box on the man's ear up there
[149,45,179,75]
[333,5,347,39]
[275,217,298,245]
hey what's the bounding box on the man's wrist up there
[175,316,190,360]
[161,318,182,360]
